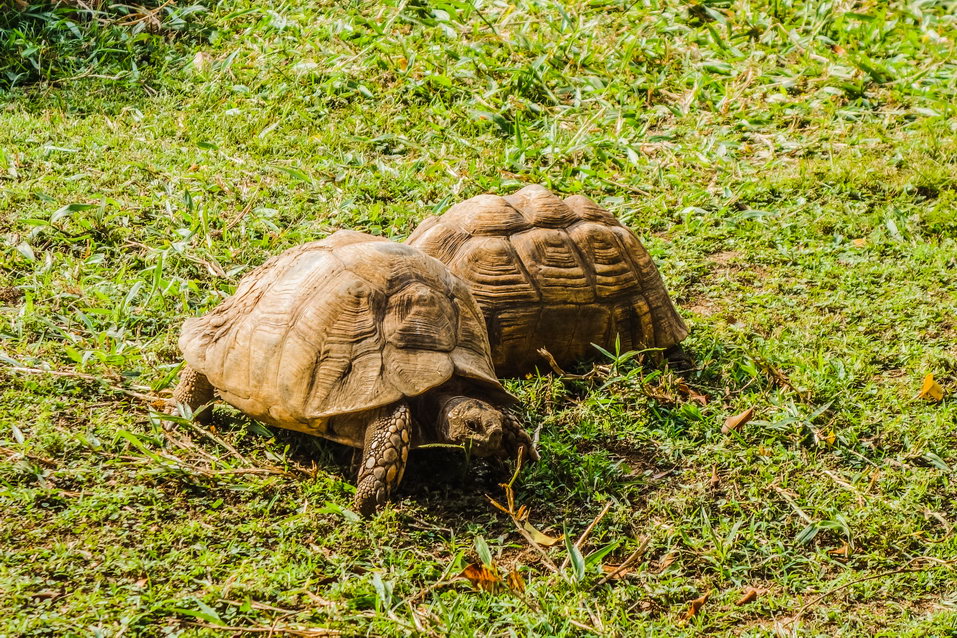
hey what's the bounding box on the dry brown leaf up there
[192,51,210,73]
[918,374,944,402]
[486,496,510,515]
[601,564,633,580]
[677,381,709,406]
[656,552,677,573]
[682,591,711,621]
[722,407,754,434]
[460,564,502,593]
[520,521,563,547]
[735,587,761,606]
[515,504,529,522]
[828,543,852,558]
[506,570,525,594]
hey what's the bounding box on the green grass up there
[2,0,957,635]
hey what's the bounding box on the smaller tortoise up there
[407,184,689,376]
[169,230,536,515]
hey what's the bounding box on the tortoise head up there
[444,397,506,456]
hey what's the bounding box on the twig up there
[219,599,301,614]
[535,348,594,380]
[595,535,651,587]
[0,446,57,468]
[5,365,158,403]
[187,622,339,637]
[223,185,262,232]
[181,418,251,466]
[560,501,612,572]
[114,0,173,27]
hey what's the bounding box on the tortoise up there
[406,184,689,377]
[168,230,537,515]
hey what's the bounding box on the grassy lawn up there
[2,0,956,635]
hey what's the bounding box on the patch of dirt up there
[707,250,742,265]
[0,286,22,305]
[687,298,717,316]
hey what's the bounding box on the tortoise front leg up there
[354,401,412,516]
[168,364,216,424]
[502,412,539,462]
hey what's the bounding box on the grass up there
[1,0,956,635]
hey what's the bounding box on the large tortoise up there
[168,230,537,515]
[407,184,689,376]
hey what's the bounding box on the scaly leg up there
[353,402,412,516]
[168,364,216,424]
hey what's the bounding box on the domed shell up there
[178,230,508,435]
[406,185,688,375]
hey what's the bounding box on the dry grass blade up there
[485,449,561,574]
[188,622,340,636]
[0,445,57,468]
[595,536,650,587]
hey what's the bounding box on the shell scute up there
[178,231,506,435]
[509,228,595,304]
[405,185,688,376]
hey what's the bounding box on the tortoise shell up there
[406,185,688,376]
[178,230,508,442]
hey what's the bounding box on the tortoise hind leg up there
[354,402,412,517]
[169,364,216,424]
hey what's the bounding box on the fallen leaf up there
[918,374,944,402]
[735,587,761,606]
[851,237,867,247]
[601,564,633,580]
[708,465,720,488]
[682,591,711,621]
[192,51,210,73]
[460,564,502,593]
[722,407,754,434]
[816,429,836,446]
[828,543,852,558]
[520,521,563,547]
[677,381,709,405]
[656,552,677,573]
[506,570,525,594]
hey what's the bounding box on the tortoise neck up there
[411,380,471,442]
